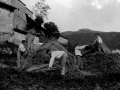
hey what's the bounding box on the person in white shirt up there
[17,40,26,69]
[26,30,35,54]
[33,36,43,51]
[46,49,68,76]
[94,33,103,44]
[75,44,88,69]
[94,33,111,53]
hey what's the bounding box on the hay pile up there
[23,41,76,73]
[83,52,120,75]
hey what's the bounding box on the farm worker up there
[33,36,43,51]
[75,44,88,69]
[25,29,35,54]
[17,40,26,69]
[46,49,68,76]
[94,33,103,44]
[94,33,111,53]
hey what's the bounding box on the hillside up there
[61,29,120,50]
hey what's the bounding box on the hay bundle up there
[23,41,76,73]
[83,52,120,75]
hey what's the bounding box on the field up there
[1,42,120,90]
[1,55,120,90]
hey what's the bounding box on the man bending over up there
[46,49,68,76]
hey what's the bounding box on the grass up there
[1,67,120,90]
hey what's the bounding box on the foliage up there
[31,0,60,38]
[34,15,44,34]
[33,0,51,19]
[44,22,59,38]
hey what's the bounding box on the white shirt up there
[49,51,66,67]
[75,45,87,56]
[39,42,43,46]
[18,44,26,52]
[95,36,103,43]
[33,37,39,45]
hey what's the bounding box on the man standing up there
[94,33,103,44]
[75,44,88,69]
[33,35,43,51]
[94,33,111,53]
[17,40,26,69]
[25,29,35,54]
[46,49,68,76]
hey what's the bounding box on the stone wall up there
[0,8,14,33]
[0,32,12,43]
[0,0,11,5]
[11,0,26,21]
[13,14,26,30]
[13,31,26,45]
[11,0,27,30]
[0,7,14,43]
[57,36,68,45]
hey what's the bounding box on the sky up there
[21,0,120,32]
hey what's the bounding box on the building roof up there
[18,0,26,6]
[17,0,33,14]
[25,6,33,14]
[18,0,33,15]
[14,28,27,35]
[0,1,16,11]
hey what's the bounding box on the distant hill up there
[61,28,120,50]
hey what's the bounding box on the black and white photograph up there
[0,0,120,90]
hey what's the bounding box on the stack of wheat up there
[24,41,76,73]
[83,52,120,75]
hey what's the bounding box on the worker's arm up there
[39,43,43,46]
[77,45,87,50]
[94,39,97,43]
[49,53,56,68]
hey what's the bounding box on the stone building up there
[57,35,68,45]
[0,0,33,44]
[11,0,33,30]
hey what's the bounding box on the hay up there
[83,52,120,75]
[23,41,76,73]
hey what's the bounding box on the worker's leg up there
[76,56,80,66]
[79,56,83,69]
[17,50,21,69]
[19,52,24,70]
[76,55,83,69]
[61,53,67,75]
[20,55,24,69]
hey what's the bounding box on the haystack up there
[23,41,76,73]
[83,52,120,75]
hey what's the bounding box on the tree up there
[34,15,44,34]
[33,0,51,19]
[32,0,51,35]
[44,22,59,38]
[25,15,44,34]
